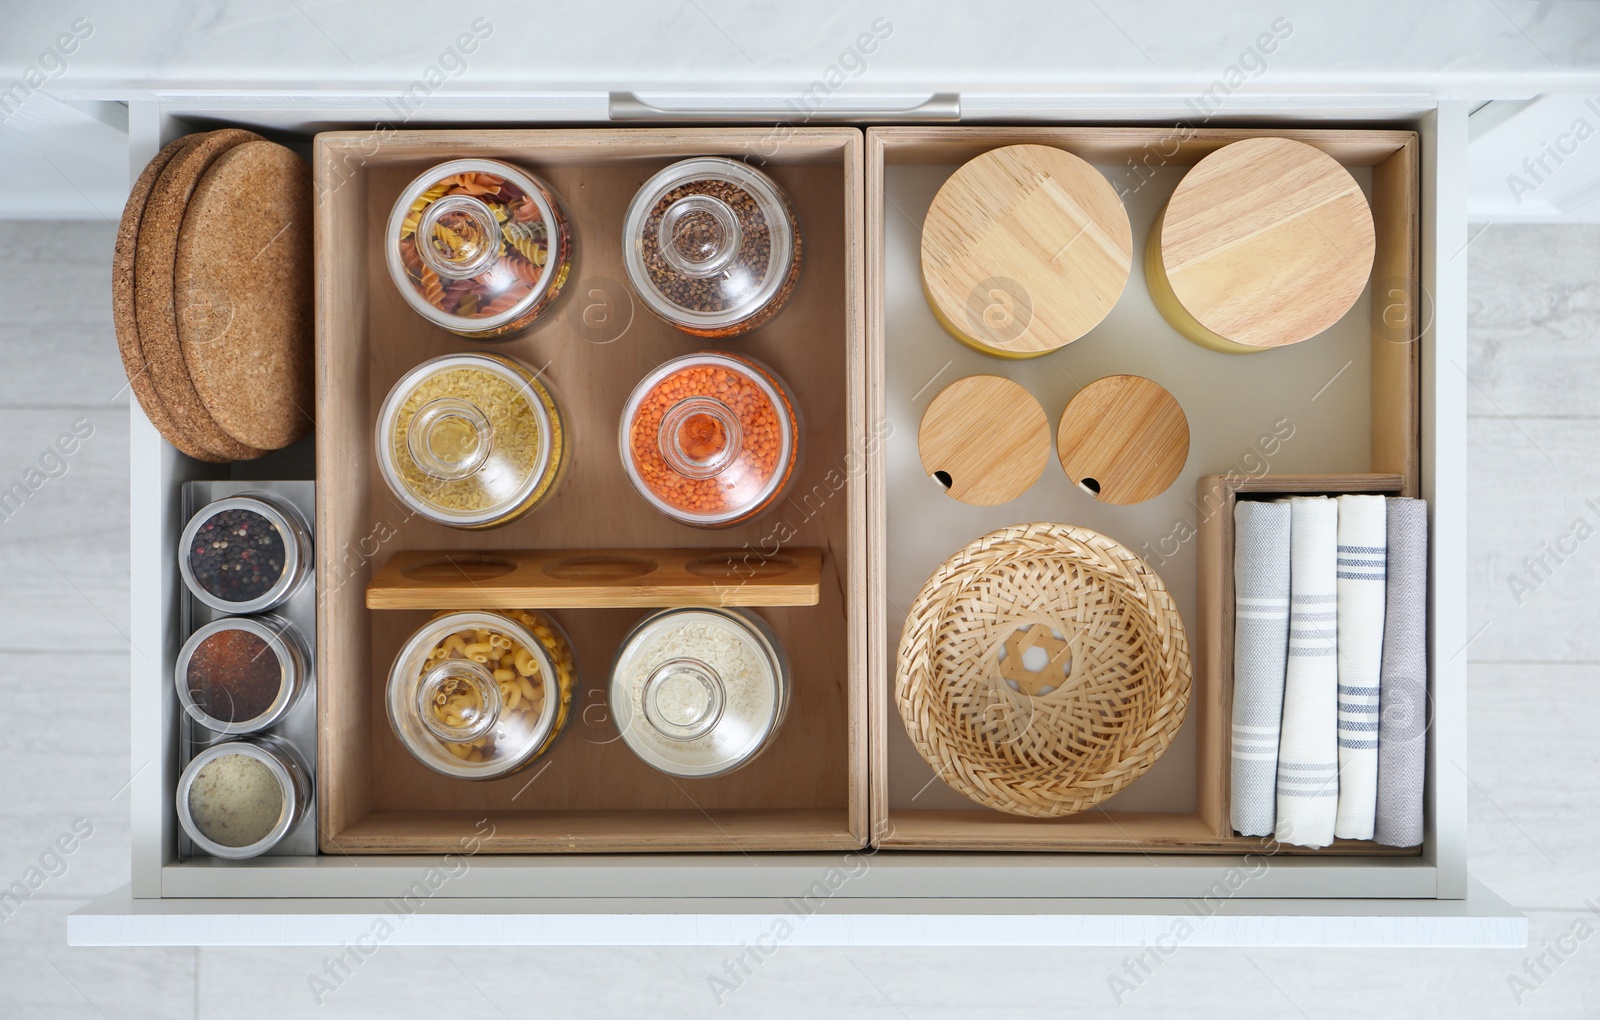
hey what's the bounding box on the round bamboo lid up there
[921,145,1132,359]
[1056,375,1189,505]
[918,375,1050,506]
[1147,137,1375,353]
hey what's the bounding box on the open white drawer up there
[72,95,1526,948]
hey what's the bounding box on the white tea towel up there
[1334,494,1387,839]
[1375,497,1429,847]
[1276,496,1339,848]
[1230,500,1292,837]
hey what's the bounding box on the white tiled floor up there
[2,221,1597,1018]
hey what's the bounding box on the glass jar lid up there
[386,611,566,780]
[385,158,569,334]
[619,352,798,526]
[610,608,789,777]
[175,616,308,735]
[376,353,560,527]
[622,157,798,332]
[178,493,311,614]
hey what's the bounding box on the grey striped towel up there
[1230,500,1292,837]
[1276,496,1339,848]
[1334,495,1387,840]
[1375,497,1429,847]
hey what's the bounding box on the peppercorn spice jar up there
[385,158,573,340]
[610,607,791,778]
[620,352,800,527]
[175,616,310,735]
[387,609,576,780]
[376,353,569,529]
[622,157,802,337]
[178,493,312,614]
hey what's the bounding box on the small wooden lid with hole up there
[921,144,1132,359]
[1056,375,1189,505]
[1146,136,1375,353]
[918,375,1050,506]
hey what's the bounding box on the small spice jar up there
[376,353,569,529]
[622,157,802,337]
[385,158,573,340]
[610,607,791,778]
[620,352,800,528]
[175,616,309,735]
[179,494,312,614]
[387,609,576,780]
[177,735,310,859]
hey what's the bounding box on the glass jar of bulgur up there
[387,609,576,780]
[385,158,573,340]
[620,352,800,527]
[376,353,569,529]
[622,157,802,338]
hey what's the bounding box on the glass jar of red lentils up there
[619,352,801,528]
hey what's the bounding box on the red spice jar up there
[175,616,309,735]
[620,352,801,527]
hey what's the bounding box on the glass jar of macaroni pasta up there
[386,609,577,780]
[385,158,573,340]
[375,353,569,529]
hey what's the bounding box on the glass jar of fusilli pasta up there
[384,158,573,339]
[375,353,570,529]
[387,610,577,780]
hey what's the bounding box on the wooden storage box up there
[313,128,867,853]
[867,127,1421,852]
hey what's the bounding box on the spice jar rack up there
[177,479,319,858]
[314,128,865,854]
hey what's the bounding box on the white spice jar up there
[609,607,791,777]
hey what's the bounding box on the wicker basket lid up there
[895,522,1191,817]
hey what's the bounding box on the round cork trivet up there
[134,128,266,461]
[1147,137,1375,353]
[1056,375,1189,505]
[113,136,230,462]
[921,144,1131,359]
[918,375,1051,506]
[176,141,313,450]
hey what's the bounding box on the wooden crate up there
[867,127,1421,853]
[313,128,866,853]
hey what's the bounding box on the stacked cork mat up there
[113,129,314,462]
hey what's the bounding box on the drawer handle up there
[608,91,960,122]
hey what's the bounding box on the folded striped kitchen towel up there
[1375,497,1429,848]
[1230,499,1292,837]
[1334,494,1387,840]
[1276,496,1339,848]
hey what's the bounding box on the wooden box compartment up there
[867,127,1421,853]
[1194,472,1410,848]
[314,128,866,853]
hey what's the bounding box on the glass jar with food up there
[619,351,800,528]
[622,157,802,337]
[609,607,790,777]
[175,616,309,735]
[376,352,569,529]
[178,493,312,614]
[177,735,310,859]
[385,158,573,340]
[387,609,576,780]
